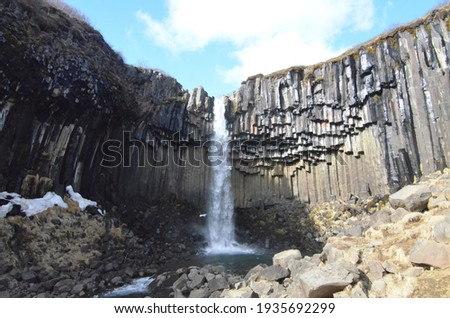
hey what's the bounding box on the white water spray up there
[206,97,252,255]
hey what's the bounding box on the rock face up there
[0,0,214,208]
[226,5,450,207]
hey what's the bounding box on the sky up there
[62,0,446,96]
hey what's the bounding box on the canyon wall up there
[1,0,449,210]
[0,0,214,206]
[226,6,450,207]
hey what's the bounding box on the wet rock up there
[389,185,432,212]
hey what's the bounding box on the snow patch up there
[0,202,13,218]
[66,185,97,210]
[0,191,68,218]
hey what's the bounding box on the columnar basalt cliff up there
[1,0,450,211]
[227,6,450,207]
[0,0,214,206]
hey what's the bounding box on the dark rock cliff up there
[0,0,213,206]
[226,5,450,207]
[1,0,449,210]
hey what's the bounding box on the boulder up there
[249,280,275,297]
[409,240,450,269]
[187,270,206,289]
[189,287,211,298]
[208,275,229,292]
[244,264,266,281]
[259,265,290,282]
[221,287,256,298]
[273,249,302,269]
[389,185,432,211]
[299,263,355,298]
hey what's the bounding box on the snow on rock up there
[0,202,13,218]
[0,191,68,218]
[66,185,98,211]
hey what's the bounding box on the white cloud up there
[137,0,374,84]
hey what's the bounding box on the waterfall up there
[206,97,252,254]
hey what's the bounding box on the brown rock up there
[409,240,450,269]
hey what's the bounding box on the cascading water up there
[206,97,252,255]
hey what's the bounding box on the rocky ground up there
[157,169,450,298]
[1,170,449,298]
[0,193,205,298]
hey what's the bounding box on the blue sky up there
[63,0,446,96]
